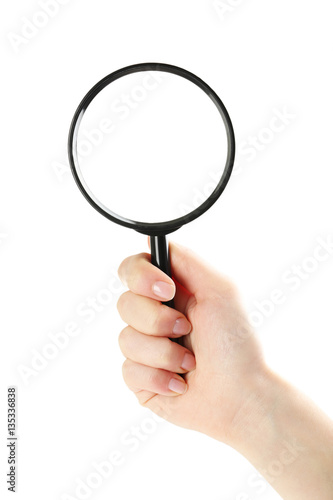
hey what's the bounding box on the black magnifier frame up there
[68,62,235,306]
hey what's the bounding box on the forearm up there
[228,368,333,499]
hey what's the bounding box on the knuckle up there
[145,306,160,332]
[118,254,146,292]
[124,273,139,294]
[150,314,161,333]
[158,342,173,367]
[118,327,129,350]
[147,304,168,333]
[147,369,160,387]
[121,359,132,380]
[116,291,130,316]
[117,260,124,281]
[117,256,130,281]
[116,295,123,314]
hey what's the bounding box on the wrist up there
[224,365,282,452]
[224,366,333,499]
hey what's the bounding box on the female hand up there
[117,241,266,445]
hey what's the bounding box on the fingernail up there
[181,352,196,371]
[168,377,187,394]
[173,318,191,335]
[153,281,175,300]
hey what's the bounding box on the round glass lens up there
[73,70,229,224]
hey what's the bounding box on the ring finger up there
[118,326,196,374]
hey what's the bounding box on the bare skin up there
[117,241,333,499]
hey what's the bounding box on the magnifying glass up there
[68,62,235,308]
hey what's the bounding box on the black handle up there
[150,235,175,308]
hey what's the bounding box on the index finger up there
[118,253,176,302]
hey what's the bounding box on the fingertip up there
[172,317,192,336]
[168,376,188,395]
[152,280,176,301]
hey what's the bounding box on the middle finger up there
[117,291,192,337]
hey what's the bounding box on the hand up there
[117,241,333,499]
[117,241,267,445]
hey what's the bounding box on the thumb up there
[169,241,232,300]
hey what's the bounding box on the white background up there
[1,1,333,499]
